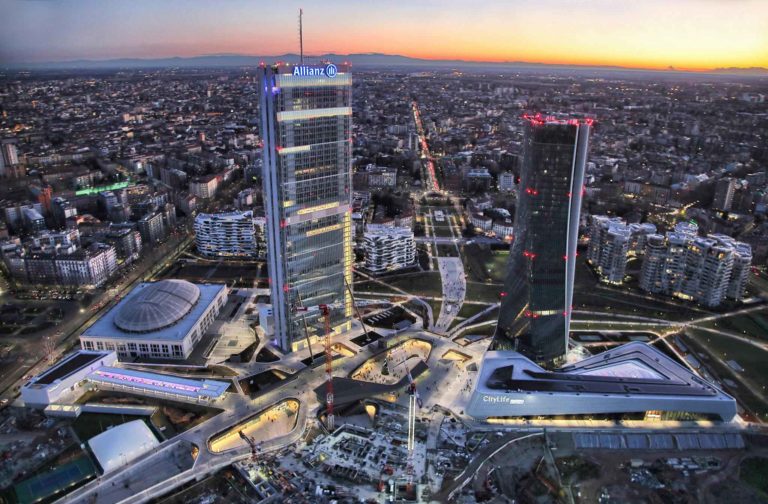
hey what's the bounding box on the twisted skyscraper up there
[494,115,591,364]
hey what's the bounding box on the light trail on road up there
[412,101,440,192]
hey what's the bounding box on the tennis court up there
[14,456,96,503]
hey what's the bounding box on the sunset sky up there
[0,0,766,70]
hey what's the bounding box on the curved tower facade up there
[493,116,591,364]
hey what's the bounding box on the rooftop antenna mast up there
[299,8,304,65]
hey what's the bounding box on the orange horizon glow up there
[0,0,766,71]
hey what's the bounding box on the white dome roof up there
[114,280,201,333]
[88,420,159,473]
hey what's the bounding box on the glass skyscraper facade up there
[494,116,591,364]
[258,62,353,353]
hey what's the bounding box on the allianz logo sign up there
[293,63,338,78]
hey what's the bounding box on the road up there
[0,232,192,403]
[412,101,440,192]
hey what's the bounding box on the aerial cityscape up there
[0,1,767,503]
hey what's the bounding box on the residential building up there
[363,225,416,273]
[498,171,515,192]
[713,177,736,212]
[639,227,752,306]
[137,211,167,245]
[194,211,258,259]
[189,174,219,199]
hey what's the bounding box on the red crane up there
[295,303,337,431]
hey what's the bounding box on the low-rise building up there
[21,350,118,407]
[498,171,515,192]
[80,280,228,360]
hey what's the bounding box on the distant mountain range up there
[3,52,767,77]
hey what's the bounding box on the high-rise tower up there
[258,62,354,352]
[494,115,591,364]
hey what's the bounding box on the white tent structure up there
[88,420,160,473]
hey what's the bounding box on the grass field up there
[458,323,497,337]
[740,457,768,497]
[683,329,768,421]
[353,280,401,294]
[381,272,443,298]
[464,244,509,283]
[437,243,460,257]
[427,299,442,321]
[458,303,491,319]
[702,310,768,341]
[432,224,455,238]
[465,282,504,303]
[686,329,768,387]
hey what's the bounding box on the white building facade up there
[194,211,258,259]
[364,225,416,273]
[638,226,752,307]
[80,280,228,360]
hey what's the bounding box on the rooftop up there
[88,420,159,474]
[114,279,201,333]
[481,342,732,400]
[82,281,226,341]
[31,351,109,385]
[87,366,229,400]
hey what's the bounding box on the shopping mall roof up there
[468,342,737,421]
[88,420,159,474]
[81,281,226,341]
[87,366,229,400]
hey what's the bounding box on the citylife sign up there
[482,395,525,405]
[293,63,338,78]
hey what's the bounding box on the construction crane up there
[294,303,340,431]
[390,345,423,489]
[238,430,261,462]
[293,277,369,432]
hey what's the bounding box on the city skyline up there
[1,0,767,71]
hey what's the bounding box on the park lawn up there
[458,303,491,319]
[569,320,669,332]
[427,299,442,322]
[685,329,768,388]
[701,311,768,341]
[353,280,401,294]
[436,243,459,257]
[465,282,504,303]
[382,272,443,298]
[573,288,704,322]
[432,224,455,238]
[741,457,768,497]
[458,322,497,337]
[448,318,465,332]
[748,274,768,297]
[484,251,510,283]
[463,244,509,283]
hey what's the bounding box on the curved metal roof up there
[114,279,201,333]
